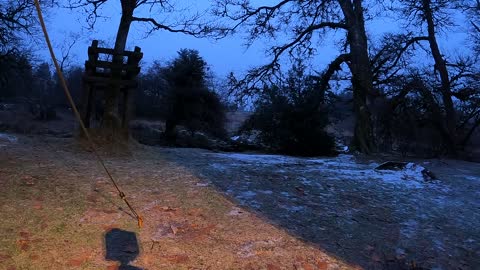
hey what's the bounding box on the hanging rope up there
[33,0,143,228]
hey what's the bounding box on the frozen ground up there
[164,149,480,269]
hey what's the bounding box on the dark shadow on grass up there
[105,229,142,270]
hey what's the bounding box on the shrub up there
[243,66,335,156]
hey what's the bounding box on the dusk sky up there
[36,1,471,79]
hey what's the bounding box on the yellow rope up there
[33,0,143,228]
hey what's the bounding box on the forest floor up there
[0,133,479,270]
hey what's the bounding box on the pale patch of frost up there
[400,219,418,239]
[237,191,257,199]
[0,133,17,143]
[210,152,435,188]
[217,153,294,164]
[196,182,209,187]
[279,204,305,212]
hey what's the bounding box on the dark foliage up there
[53,66,83,108]
[373,70,480,157]
[0,52,33,99]
[0,56,84,121]
[243,65,335,157]
[166,87,226,137]
[135,62,169,119]
[163,49,226,139]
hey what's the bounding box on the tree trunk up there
[422,0,457,154]
[339,0,376,154]
[101,0,135,140]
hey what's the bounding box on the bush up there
[243,67,335,156]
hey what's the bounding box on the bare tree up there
[394,0,479,154]
[212,0,384,153]
[0,0,48,97]
[458,0,480,51]
[362,0,480,155]
[0,0,39,56]
[56,32,81,72]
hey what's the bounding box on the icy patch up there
[231,135,240,141]
[258,190,273,195]
[210,163,227,171]
[400,219,418,239]
[237,191,257,199]
[217,153,295,164]
[433,239,446,251]
[279,204,305,212]
[306,154,355,165]
[196,182,209,187]
[463,175,480,181]
[211,152,435,189]
[299,177,313,186]
[0,133,17,143]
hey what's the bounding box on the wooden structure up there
[81,40,143,133]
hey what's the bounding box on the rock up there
[421,169,437,181]
[375,161,408,171]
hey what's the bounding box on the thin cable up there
[33,0,143,228]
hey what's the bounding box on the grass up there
[0,135,354,269]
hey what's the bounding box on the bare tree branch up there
[0,0,39,54]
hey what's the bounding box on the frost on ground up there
[0,132,18,147]
[170,150,480,270]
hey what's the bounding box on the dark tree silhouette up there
[163,49,226,140]
[395,0,480,155]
